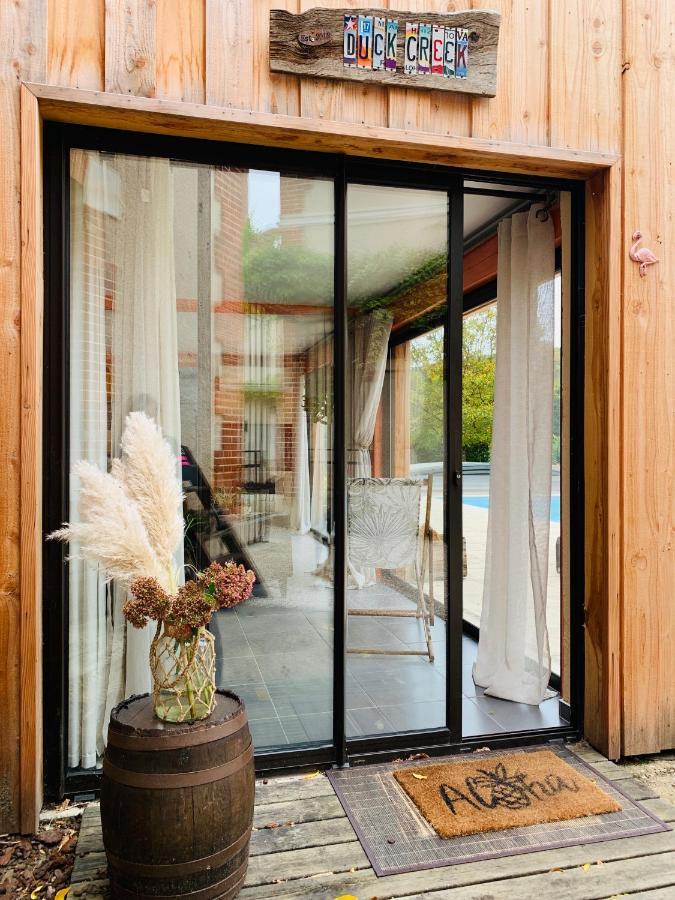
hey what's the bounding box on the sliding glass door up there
[343,182,457,742]
[43,126,581,797]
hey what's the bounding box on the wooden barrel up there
[101,690,254,900]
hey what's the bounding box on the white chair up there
[347,475,435,662]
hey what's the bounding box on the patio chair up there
[347,475,435,662]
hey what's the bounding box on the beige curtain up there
[102,156,182,740]
[473,205,555,705]
[67,154,112,769]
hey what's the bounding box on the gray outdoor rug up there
[327,743,670,876]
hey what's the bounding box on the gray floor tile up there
[377,700,446,732]
[216,655,263,687]
[346,707,396,737]
[462,696,504,737]
[232,684,277,721]
[473,693,564,730]
[249,717,288,748]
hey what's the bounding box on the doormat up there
[393,749,621,839]
[327,744,670,876]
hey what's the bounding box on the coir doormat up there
[327,744,670,876]
[393,749,621,838]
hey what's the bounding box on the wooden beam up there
[24,83,618,180]
[584,164,622,760]
[19,84,44,833]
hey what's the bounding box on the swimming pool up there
[463,495,561,523]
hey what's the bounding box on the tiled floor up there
[211,554,565,750]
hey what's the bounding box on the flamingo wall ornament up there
[629,231,659,277]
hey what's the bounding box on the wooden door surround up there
[19,81,620,831]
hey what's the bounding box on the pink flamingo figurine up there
[629,230,659,277]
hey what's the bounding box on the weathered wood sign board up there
[270,8,500,97]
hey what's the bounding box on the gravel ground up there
[618,750,675,804]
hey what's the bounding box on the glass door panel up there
[66,150,335,771]
[344,183,450,739]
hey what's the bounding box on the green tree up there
[410,307,497,464]
[462,307,496,461]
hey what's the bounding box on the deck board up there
[70,746,675,898]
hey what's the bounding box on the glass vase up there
[150,626,216,723]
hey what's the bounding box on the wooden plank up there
[241,832,675,898]
[205,0,253,108]
[253,793,346,827]
[270,7,500,97]
[250,817,357,856]
[19,84,44,835]
[388,0,472,136]
[155,0,205,103]
[26,84,619,180]
[0,0,46,837]
[549,0,621,154]
[584,165,622,761]
[299,0,388,126]
[399,851,675,899]
[253,0,301,115]
[621,0,674,757]
[104,0,156,97]
[245,839,370,887]
[47,0,105,90]
[470,0,548,145]
[255,774,335,804]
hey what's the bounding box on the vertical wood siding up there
[0,0,46,833]
[621,0,674,756]
[0,0,673,833]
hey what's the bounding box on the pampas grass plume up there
[49,413,184,590]
[114,412,184,569]
[50,460,165,585]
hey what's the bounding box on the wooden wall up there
[0,0,672,832]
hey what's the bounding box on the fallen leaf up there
[411,773,427,780]
[581,863,591,871]
[31,886,45,899]
[36,831,62,847]
[55,889,71,900]
[0,846,15,866]
[334,895,358,900]
[302,771,322,780]
[263,822,280,830]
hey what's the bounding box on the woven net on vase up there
[150,627,216,723]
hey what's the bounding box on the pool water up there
[463,495,561,523]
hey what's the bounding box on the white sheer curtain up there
[310,419,328,536]
[347,310,393,477]
[67,154,112,769]
[102,155,183,742]
[347,310,393,587]
[473,205,555,705]
[290,374,311,533]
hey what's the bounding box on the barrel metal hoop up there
[102,741,253,789]
[105,826,251,878]
[109,858,248,900]
[108,706,247,751]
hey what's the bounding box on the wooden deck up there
[68,743,675,899]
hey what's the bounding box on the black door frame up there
[42,122,584,800]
